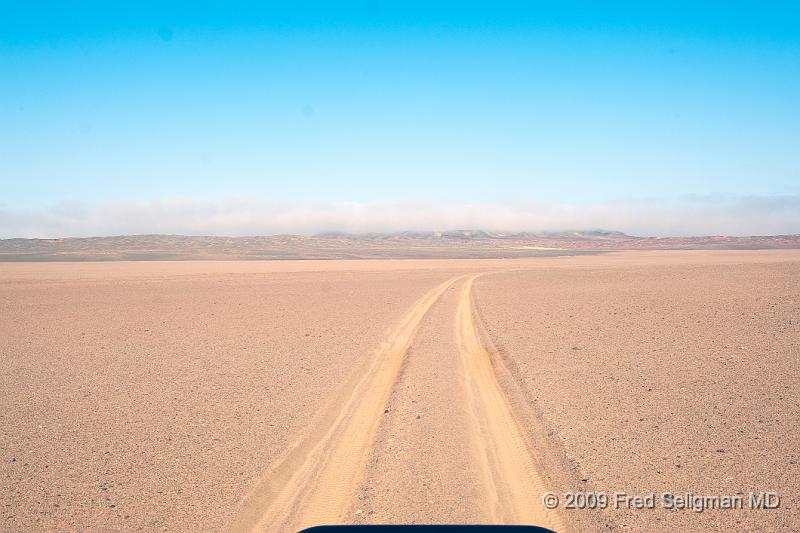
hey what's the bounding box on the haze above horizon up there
[1,2,798,238]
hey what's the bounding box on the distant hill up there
[313,230,638,241]
[0,232,798,261]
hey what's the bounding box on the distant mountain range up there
[0,231,798,261]
[313,230,636,241]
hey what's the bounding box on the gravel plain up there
[0,261,463,531]
[1,251,798,532]
[474,251,800,532]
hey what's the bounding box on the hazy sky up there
[1,1,799,237]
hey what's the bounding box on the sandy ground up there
[353,281,488,524]
[0,261,463,531]
[2,251,798,532]
[474,252,800,531]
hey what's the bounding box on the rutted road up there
[229,274,565,532]
[455,275,564,529]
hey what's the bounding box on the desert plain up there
[1,251,798,532]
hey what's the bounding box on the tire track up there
[456,274,567,531]
[227,275,463,532]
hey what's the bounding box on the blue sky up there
[1,1,799,236]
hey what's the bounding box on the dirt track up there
[229,274,564,531]
[2,252,798,532]
[229,276,464,531]
[456,276,563,528]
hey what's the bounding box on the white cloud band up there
[1,195,799,239]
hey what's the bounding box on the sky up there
[1,1,799,237]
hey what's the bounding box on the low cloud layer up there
[1,195,799,239]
